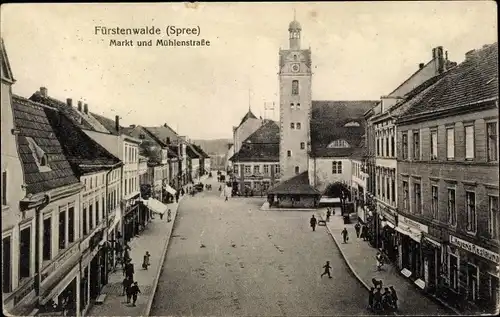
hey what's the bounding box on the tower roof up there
[238,109,258,127]
[288,19,301,31]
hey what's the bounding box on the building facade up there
[395,43,498,314]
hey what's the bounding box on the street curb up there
[143,195,185,317]
[316,212,371,292]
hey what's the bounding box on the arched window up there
[327,139,351,148]
[296,103,301,110]
[292,80,299,95]
[296,122,301,129]
[344,121,360,127]
[290,103,294,109]
[295,166,300,174]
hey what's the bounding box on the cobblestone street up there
[150,179,372,316]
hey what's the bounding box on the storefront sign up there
[40,263,79,305]
[89,229,104,250]
[399,215,428,233]
[450,235,500,263]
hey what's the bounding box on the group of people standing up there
[119,243,142,307]
[369,279,398,313]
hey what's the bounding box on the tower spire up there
[293,8,296,21]
[248,88,251,112]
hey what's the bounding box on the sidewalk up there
[317,209,457,316]
[88,196,184,317]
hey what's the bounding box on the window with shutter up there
[465,126,475,159]
[446,128,455,159]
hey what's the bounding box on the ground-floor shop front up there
[437,234,500,314]
[122,195,141,243]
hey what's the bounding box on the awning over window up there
[163,184,177,195]
[144,198,168,215]
[395,225,421,243]
[382,221,396,229]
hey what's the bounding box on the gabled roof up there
[245,120,280,144]
[12,95,80,194]
[310,100,377,158]
[229,120,280,162]
[238,109,258,127]
[267,171,320,195]
[144,124,182,144]
[229,143,279,162]
[398,42,498,121]
[191,144,210,158]
[91,112,121,135]
[122,125,178,159]
[44,107,121,175]
[1,38,15,82]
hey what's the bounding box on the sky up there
[1,2,497,140]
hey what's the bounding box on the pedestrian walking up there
[341,227,349,243]
[167,209,172,222]
[354,222,361,238]
[160,212,164,220]
[326,209,331,222]
[122,276,132,296]
[310,215,317,231]
[373,288,382,312]
[142,251,150,270]
[320,261,332,278]
[225,195,228,201]
[376,252,384,271]
[390,286,398,311]
[126,261,135,280]
[130,282,141,306]
[368,287,375,310]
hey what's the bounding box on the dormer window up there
[344,121,360,127]
[139,134,145,139]
[327,139,350,148]
[26,137,52,172]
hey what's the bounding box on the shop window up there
[43,217,51,260]
[19,226,31,279]
[467,263,478,301]
[446,127,455,160]
[83,205,88,236]
[487,122,498,161]
[292,80,299,95]
[59,209,66,250]
[431,186,439,219]
[489,196,498,239]
[68,206,75,243]
[465,125,475,160]
[402,133,408,159]
[466,191,476,233]
[430,129,438,160]
[487,274,499,304]
[3,236,11,293]
[449,253,459,291]
[413,131,420,160]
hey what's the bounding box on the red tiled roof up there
[399,42,498,120]
[12,95,80,194]
[268,171,320,195]
[310,100,377,157]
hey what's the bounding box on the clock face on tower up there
[291,63,300,73]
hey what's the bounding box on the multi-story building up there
[186,143,201,182]
[9,95,84,316]
[229,120,280,195]
[191,143,211,176]
[395,43,498,314]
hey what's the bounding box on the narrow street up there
[150,178,372,316]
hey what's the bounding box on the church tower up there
[278,16,312,181]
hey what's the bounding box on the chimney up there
[129,124,136,128]
[419,63,425,69]
[465,49,476,60]
[66,98,73,107]
[83,103,88,114]
[40,87,48,97]
[164,123,167,127]
[115,115,120,133]
[445,51,449,61]
[77,101,83,112]
[432,46,445,74]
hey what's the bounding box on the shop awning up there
[382,221,395,229]
[144,198,168,215]
[395,225,421,243]
[163,184,177,195]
